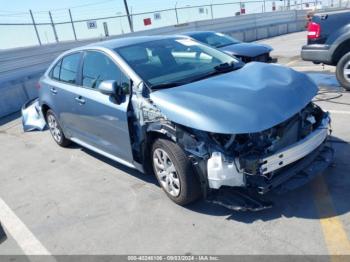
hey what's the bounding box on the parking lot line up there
[328,110,350,115]
[0,198,51,255]
[285,59,299,66]
[311,176,350,256]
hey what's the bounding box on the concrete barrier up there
[0,10,307,118]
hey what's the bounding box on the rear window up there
[51,60,61,80]
[60,53,81,84]
[50,53,81,84]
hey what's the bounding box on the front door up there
[71,50,134,163]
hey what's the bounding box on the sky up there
[0,0,325,49]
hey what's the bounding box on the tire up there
[46,109,71,147]
[151,138,201,205]
[336,52,350,91]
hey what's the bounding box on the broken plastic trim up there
[206,187,273,211]
[207,152,245,189]
[21,98,46,132]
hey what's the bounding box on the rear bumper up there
[21,98,46,132]
[301,44,332,64]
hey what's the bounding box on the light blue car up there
[30,35,333,210]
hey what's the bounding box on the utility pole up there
[29,10,41,46]
[49,11,59,42]
[123,0,134,32]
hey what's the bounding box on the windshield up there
[191,32,241,48]
[115,37,239,89]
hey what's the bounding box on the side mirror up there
[98,80,125,104]
[98,80,117,95]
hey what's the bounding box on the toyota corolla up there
[25,36,333,210]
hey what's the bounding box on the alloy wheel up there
[153,148,181,197]
[343,60,350,82]
[47,114,62,143]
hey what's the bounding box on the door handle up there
[75,96,86,105]
[50,88,57,95]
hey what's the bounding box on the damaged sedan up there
[25,35,333,210]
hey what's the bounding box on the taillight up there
[307,22,321,39]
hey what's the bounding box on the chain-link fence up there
[0,0,347,50]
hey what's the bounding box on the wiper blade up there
[215,43,232,48]
[151,81,188,90]
[214,62,235,72]
[191,62,240,82]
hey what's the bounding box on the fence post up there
[175,2,179,24]
[210,4,214,19]
[49,11,59,43]
[123,0,134,32]
[29,10,41,46]
[264,0,266,12]
[68,9,77,41]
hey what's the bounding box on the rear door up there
[43,52,83,137]
[71,50,134,163]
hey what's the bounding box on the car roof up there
[182,31,216,37]
[85,35,182,50]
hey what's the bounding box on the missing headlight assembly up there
[205,104,332,188]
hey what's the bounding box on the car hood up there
[149,62,318,134]
[220,42,272,57]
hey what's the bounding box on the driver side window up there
[82,51,130,93]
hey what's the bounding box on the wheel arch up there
[140,124,177,175]
[41,103,51,121]
[332,38,350,65]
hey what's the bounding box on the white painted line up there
[0,198,51,255]
[285,59,299,66]
[327,110,350,115]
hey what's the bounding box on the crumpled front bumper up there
[207,114,333,194]
[252,115,333,194]
[206,115,334,211]
[206,142,334,212]
[21,98,46,132]
[253,143,334,194]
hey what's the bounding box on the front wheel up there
[336,52,350,91]
[46,109,71,147]
[151,138,201,205]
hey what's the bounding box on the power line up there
[46,0,117,11]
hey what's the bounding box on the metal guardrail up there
[0,0,327,50]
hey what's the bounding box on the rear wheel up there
[336,52,350,91]
[46,110,71,147]
[151,138,201,205]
